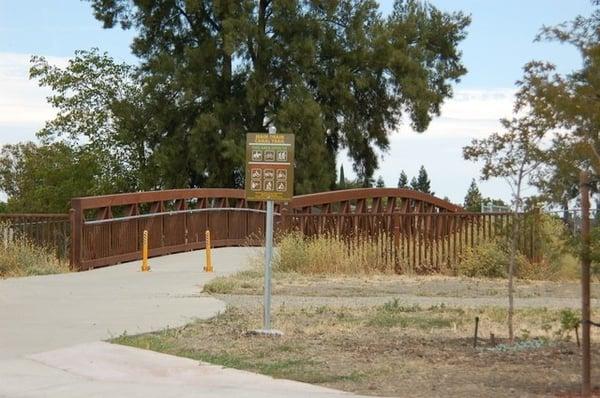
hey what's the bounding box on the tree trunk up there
[508,173,523,343]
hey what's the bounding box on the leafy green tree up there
[0,142,111,213]
[410,165,433,195]
[30,49,152,191]
[85,0,470,193]
[464,179,482,212]
[397,170,408,188]
[376,176,385,188]
[516,2,600,196]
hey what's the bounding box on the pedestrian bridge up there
[70,188,468,270]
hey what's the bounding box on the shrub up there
[457,240,508,278]
[0,229,69,278]
[457,240,531,279]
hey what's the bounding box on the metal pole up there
[580,171,591,397]
[263,199,274,330]
[263,126,276,331]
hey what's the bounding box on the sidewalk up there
[0,248,368,397]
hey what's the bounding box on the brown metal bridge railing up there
[0,214,70,258]
[68,188,540,271]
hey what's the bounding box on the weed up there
[273,231,395,275]
[0,229,69,278]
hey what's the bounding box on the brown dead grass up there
[203,269,600,300]
[114,303,600,397]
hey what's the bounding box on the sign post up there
[245,131,294,334]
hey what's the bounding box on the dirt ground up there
[203,269,600,300]
[115,292,600,397]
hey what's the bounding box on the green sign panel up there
[245,133,295,202]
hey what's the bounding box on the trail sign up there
[245,133,294,202]
[245,131,293,336]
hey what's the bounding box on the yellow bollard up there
[141,230,150,272]
[204,230,213,272]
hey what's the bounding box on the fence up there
[284,211,540,274]
[0,214,70,258]
[68,188,541,272]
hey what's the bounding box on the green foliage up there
[558,309,581,343]
[516,5,600,198]
[397,170,408,188]
[376,176,385,188]
[83,0,470,192]
[464,179,482,212]
[458,240,511,278]
[410,165,434,195]
[559,309,580,333]
[587,226,600,275]
[369,299,454,328]
[0,142,117,213]
[532,214,571,272]
[457,213,574,281]
[30,49,150,190]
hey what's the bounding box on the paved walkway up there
[0,248,366,398]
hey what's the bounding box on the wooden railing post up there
[70,199,83,271]
[393,214,401,272]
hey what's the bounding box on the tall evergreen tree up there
[84,0,470,193]
[376,176,385,188]
[410,165,434,195]
[338,165,346,190]
[463,178,482,212]
[409,176,418,190]
[397,170,408,188]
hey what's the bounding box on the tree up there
[463,111,546,343]
[85,0,470,193]
[0,142,111,213]
[410,165,434,195]
[397,170,408,188]
[517,2,600,197]
[338,165,346,190]
[481,197,510,212]
[376,176,385,188]
[464,179,482,212]
[30,49,152,191]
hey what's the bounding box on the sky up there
[0,0,596,204]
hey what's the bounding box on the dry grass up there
[268,230,584,281]
[0,232,70,278]
[113,302,600,397]
[274,231,396,275]
[202,268,600,299]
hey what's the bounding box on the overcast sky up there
[0,0,595,204]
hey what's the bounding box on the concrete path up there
[0,248,367,398]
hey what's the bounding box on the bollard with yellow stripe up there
[204,230,213,272]
[141,230,151,272]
